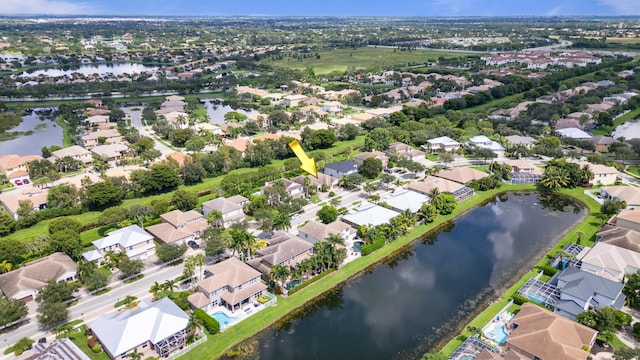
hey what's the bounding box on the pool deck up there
[209,293,277,332]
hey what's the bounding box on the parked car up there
[14,180,22,186]
[22,179,29,184]
[187,240,199,250]
[38,338,46,344]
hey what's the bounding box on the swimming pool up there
[484,323,509,345]
[353,241,364,252]
[211,311,239,326]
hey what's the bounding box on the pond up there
[201,98,260,124]
[19,63,159,78]
[236,191,586,360]
[0,108,63,156]
[612,119,640,140]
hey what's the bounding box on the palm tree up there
[272,213,292,232]
[187,311,204,337]
[193,253,206,281]
[580,164,595,185]
[325,233,345,248]
[0,260,12,273]
[76,260,96,281]
[126,348,143,360]
[150,281,163,300]
[104,250,123,269]
[183,257,196,281]
[269,264,290,290]
[207,210,224,228]
[163,279,178,295]
[429,188,443,207]
[540,168,569,190]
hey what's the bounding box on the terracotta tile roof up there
[0,154,42,171]
[0,252,76,299]
[508,303,597,360]
[435,167,488,184]
[199,257,262,293]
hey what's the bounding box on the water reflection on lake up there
[0,108,62,156]
[238,192,585,360]
[19,63,159,78]
[202,98,259,124]
[613,119,640,139]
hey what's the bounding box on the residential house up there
[353,152,388,169]
[323,160,358,179]
[187,257,267,312]
[350,112,376,124]
[589,136,616,152]
[382,189,429,213]
[578,242,640,282]
[85,115,110,126]
[0,154,43,185]
[601,186,640,208]
[408,176,475,202]
[0,252,77,302]
[282,94,307,107]
[291,172,339,191]
[80,129,123,149]
[247,231,314,276]
[550,267,625,320]
[201,196,247,228]
[297,220,355,244]
[555,118,583,130]
[598,224,640,247]
[578,162,617,185]
[321,101,343,116]
[424,136,461,153]
[503,159,542,184]
[342,201,400,228]
[259,178,304,204]
[505,303,597,360]
[504,135,537,149]
[90,297,189,359]
[82,224,155,263]
[146,210,208,245]
[436,167,489,185]
[468,135,505,156]
[0,188,49,220]
[556,128,592,140]
[385,142,426,161]
[91,144,130,165]
[613,209,640,233]
[50,145,93,165]
[27,338,91,360]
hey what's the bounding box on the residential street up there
[124,106,175,156]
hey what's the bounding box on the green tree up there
[601,199,627,217]
[435,193,458,215]
[184,136,205,153]
[364,128,391,151]
[340,173,365,190]
[418,204,438,223]
[11,337,34,355]
[624,270,640,309]
[317,205,339,224]
[0,297,28,328]
[540,166,569,190]
[269,264,290,290]
[171,189,199,211]
[181,162,206,185]
[49,228,82,259]
[117,257,144,279]
[36,281,78,304]
[128,204,151,229]
[0,210,16,236]
[47,183,80,209]
[84,179,125,210]
[97,206,129,226]
[338,124,360,140]
[84,271,109,292]
[141,164,181,194]
[16,200,38,228]
[359,157,383,179]
[156,243,187,263]
[48,216,82,235]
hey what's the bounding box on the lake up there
[613,119,640,140]
[202,98,260,124]
[237,191,585,360]
[0,108,63,156]
[19,63,159,78]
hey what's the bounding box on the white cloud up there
[599,0,640,14]
[546,6,562,16]
[0,0,98,15]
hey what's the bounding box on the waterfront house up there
[247,232,314,277]
[297,220,355,244]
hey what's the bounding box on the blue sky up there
[1,0,639,16]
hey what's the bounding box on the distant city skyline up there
[1,0,639,17]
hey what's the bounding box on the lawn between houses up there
[438,187,609,357]
[179,184,546,360]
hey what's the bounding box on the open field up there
[265,47,473,74]
[607,37,640,44]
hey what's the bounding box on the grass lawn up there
[439,187,604,356]
[591,107,640,136]
[462,93,524,115]
[55,117,73,147]
[66,328,111,360]
[179,184,540,360]
[264,47,472,74]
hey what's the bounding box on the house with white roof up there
[382,189,429,213]
[579,162,618,186]
[201,196,247,227]
[601,186,640,208]
[50,145,93,164]
[556,128,592,140]
[504,135,537,149]
[468,135,505,155]
[90,297,189,359]
[342,202,400,228]
[424,136,461,153]
[83,224,155,263]
[578,242,640,282]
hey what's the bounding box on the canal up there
[236,191,586,360]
